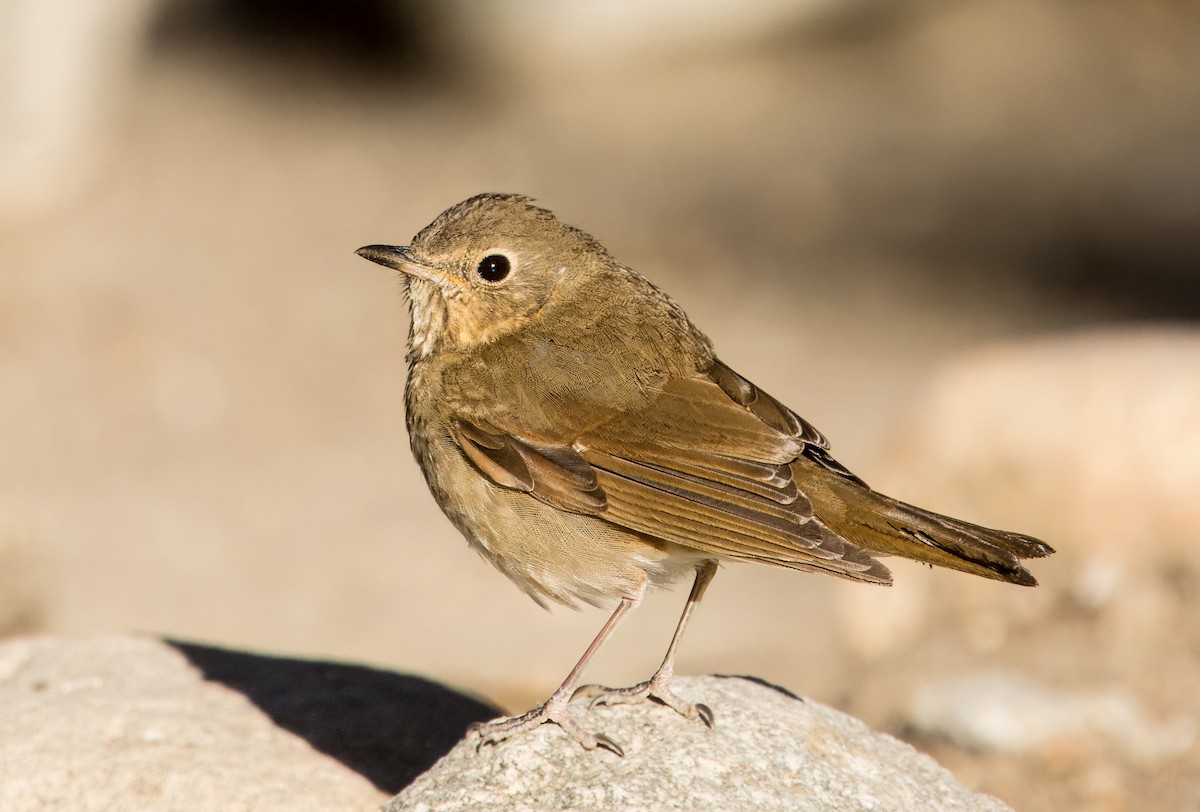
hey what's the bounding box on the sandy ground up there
[2,2,1198,809]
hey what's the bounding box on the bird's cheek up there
[448,306,530,350]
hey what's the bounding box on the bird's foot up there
[573,671,715,728]
[469,692,625,756]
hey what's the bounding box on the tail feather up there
[800,461,1054,586]
[878,501,1052,585]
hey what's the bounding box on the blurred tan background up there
[2,1,1198,810]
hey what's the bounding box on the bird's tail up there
[802,461,1054,586]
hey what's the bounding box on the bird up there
[356,193,1053,756]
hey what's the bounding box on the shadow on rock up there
[165,638,499,794]
[714,673,805,703]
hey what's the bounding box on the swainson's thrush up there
[356,193,1052,756]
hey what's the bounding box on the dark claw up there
[695,703,715,729]
[594,733,625,757]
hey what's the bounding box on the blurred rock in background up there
[841,327,1200,658]
[2,1,1197,811]
[0,0,157,221]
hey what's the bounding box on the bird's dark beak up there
[355,244,465,290]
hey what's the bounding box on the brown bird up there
[356,193,1052,756]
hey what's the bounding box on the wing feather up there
[455,420,606,513]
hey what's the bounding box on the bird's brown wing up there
[451,360,891,583]
[579,362,890,582]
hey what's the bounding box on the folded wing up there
[452,360,892,584]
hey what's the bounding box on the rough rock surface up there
[389,675,1010,812]
[1,636,1009,811]
[0,635,496,812]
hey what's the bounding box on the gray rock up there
[0,636,1010,811]
[389,675,1010,812]
[875,326,1200,567]
[0,635,497,812]
[837,326,1200,662]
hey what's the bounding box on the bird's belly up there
[414,426,695,609]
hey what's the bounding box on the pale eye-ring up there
[476,254,511,283]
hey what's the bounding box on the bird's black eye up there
[476,254,511,283]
